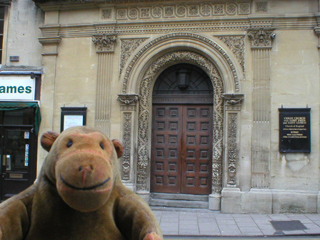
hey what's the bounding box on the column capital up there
[118,94,139,111]
[222,93,244,111]
[38,37,62,56]
[247,28,275,49]
[92,33,117,53]
[38,36,62,45]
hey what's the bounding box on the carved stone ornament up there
[227,113,238,186]
[120,38,147,75]
[117,94,139,111]
[92,34,117,52]
[217,36,245,71]
[109,2,251,21]
[122,112,132,181]
[136,51,224,193]
[248,28,275,49]
[256,2,268,12]
[222,93,244,111]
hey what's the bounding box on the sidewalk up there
[152,207,320,237]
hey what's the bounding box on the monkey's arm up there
[115,186,162,240]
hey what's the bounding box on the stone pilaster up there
[38,36,62,132]
[92,34,117,135]
[248,28,275,188]
[117,94,139,191]
[222,94,244,187]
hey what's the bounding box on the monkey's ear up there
[112,139,123,158]
[41,131,59,152]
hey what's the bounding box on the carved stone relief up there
[120,38,148,75]
[117,94,139,111]
[217,36,245,71]
[222,94,243,186]
[222,93,244,111]
[121,33,240,94]
[122,112,132,181]
[101,2,251,22]
[256,2,268,13]
[227,113,238,186]
[136,51,224,193]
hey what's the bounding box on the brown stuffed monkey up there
[0,126,163,240]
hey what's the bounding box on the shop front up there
[0,73,41,201]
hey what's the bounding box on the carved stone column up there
[248,28,275,188]
[222,94,244,187]
[117,94,139,191]
[92,34,117,135]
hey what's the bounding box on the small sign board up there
[61,107,87,132]
[279,108,311,153]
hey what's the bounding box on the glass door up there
[0,127,36,200]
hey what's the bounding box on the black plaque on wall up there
[60,107,87,132]
[279,108,311,153]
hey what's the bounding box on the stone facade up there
[3,0,320,213]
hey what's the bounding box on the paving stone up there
[268,214,291,221]
[282,230,307,235]
[155,209,320,237]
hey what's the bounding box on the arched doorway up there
[151,63,213,195]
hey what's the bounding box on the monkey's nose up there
[78,165,94,172]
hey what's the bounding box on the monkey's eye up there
[100,142,105,150]
[67,140,73,148]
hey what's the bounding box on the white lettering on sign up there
[0,76,36,100]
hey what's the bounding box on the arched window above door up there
[153,63,213,104]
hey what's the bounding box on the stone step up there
[149,193,209,209]
[151,193,208,201]
[149,198,209,209]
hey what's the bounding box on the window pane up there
[3,108,35,125]
[0,7,4,20]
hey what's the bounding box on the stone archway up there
[136,51,224,195]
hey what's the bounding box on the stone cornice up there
[39,15,316,39]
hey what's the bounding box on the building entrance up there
[151,63,213,195]
[0,106,38,201]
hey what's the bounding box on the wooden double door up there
[151,104,212,195]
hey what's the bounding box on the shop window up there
[0,108,35,126]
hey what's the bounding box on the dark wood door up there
[151,105,212,195]
[0,127,37,201]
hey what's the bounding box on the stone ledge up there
[221,188,318,214]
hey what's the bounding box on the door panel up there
[151,105,212,195]
[181,106,212,194]
[151,106,182,193]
